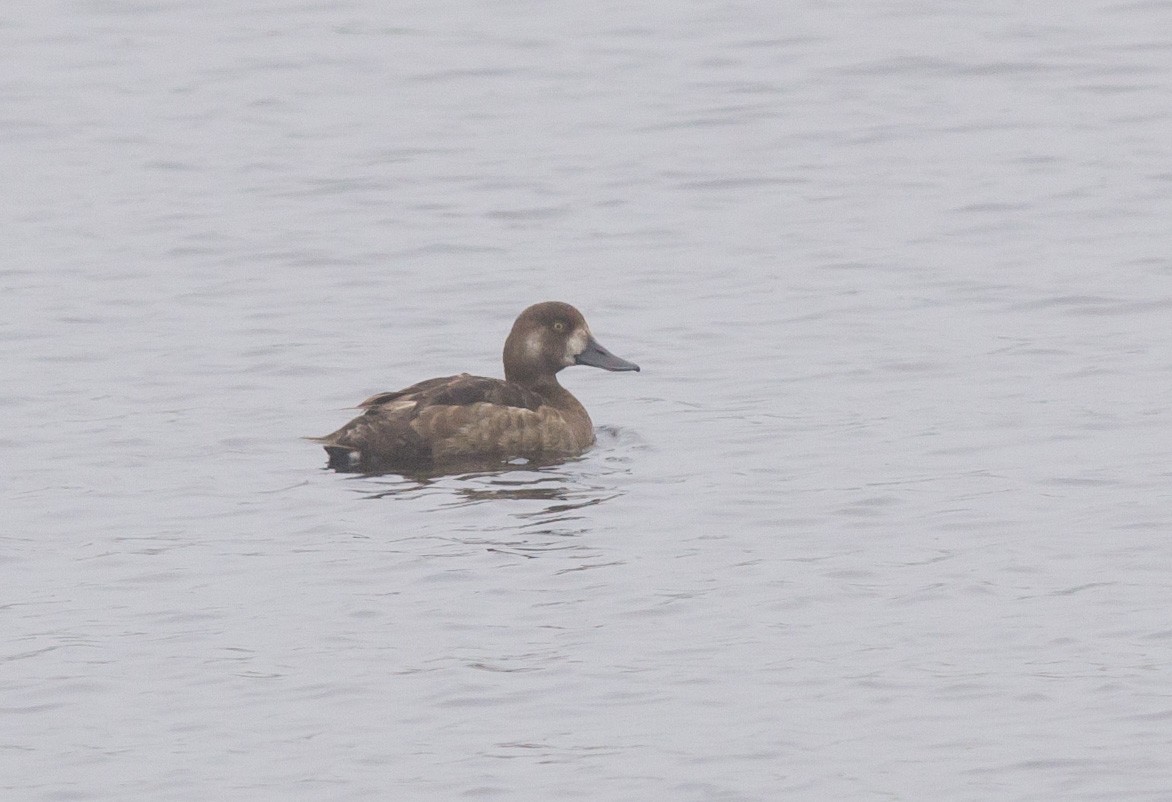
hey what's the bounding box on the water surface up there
[3,1,1172,799]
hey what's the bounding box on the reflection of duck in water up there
[310,302,639,473]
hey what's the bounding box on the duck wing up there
[409,374,545,412]
[312,374,550,470]
[355,375,460,409]
[355,374,545,411]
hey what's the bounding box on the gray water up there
[4,1,1172,799]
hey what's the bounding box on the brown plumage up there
[309,301,639,472]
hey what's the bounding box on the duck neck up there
[510,371,584,413]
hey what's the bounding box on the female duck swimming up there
[310,301,639,472]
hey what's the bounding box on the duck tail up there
[303,435,362,471]
[323,445,362,471]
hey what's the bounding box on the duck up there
[310,301,640,472]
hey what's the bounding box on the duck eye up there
[553,321,565,333]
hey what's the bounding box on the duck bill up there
[574,335,640,372]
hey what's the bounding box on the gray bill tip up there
[575,336,640,372]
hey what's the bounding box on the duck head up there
[503,301,640,385]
